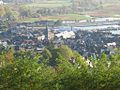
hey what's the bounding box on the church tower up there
[44,22,55,44]
[44,24,49,43]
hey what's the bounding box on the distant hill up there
[3,0,120,5]
[3,0,71,3]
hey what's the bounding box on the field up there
[22,1,71,8]
[16,0,120,22]
[18,14,91,22]
[84,3,120,17]
[40,14,91,20]
[18,18,40,23]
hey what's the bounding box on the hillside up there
[1,0,120,21]
[0,45,120,90]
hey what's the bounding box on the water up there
[53,25,120,33]
[53,25,120,35]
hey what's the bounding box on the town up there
[0,17,120,58]
[0,0,120,89]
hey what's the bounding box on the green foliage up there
[58,45,74,59]
[19,7,32,18]
[0,46,120,90]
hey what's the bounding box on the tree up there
[19,7,32,18]
[0,46,120,90]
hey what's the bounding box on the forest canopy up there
[0,45,120,90]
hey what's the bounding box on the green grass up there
[18,18,40,23]
[63,14,91,20]
[40,14,91,21]
[17,14,91,22]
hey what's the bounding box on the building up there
[55,31,75,39]
[44,25,55,42]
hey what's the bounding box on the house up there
[37,35,45,41]
[55,31,75,39]
[107,42,116,46]
[62,20,76,24]
[0,40,8,47]
[48,31,55,41]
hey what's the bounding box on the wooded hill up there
[0,45,120,90]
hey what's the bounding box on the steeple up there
[45,24,48,41]
[44,22,49,44]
